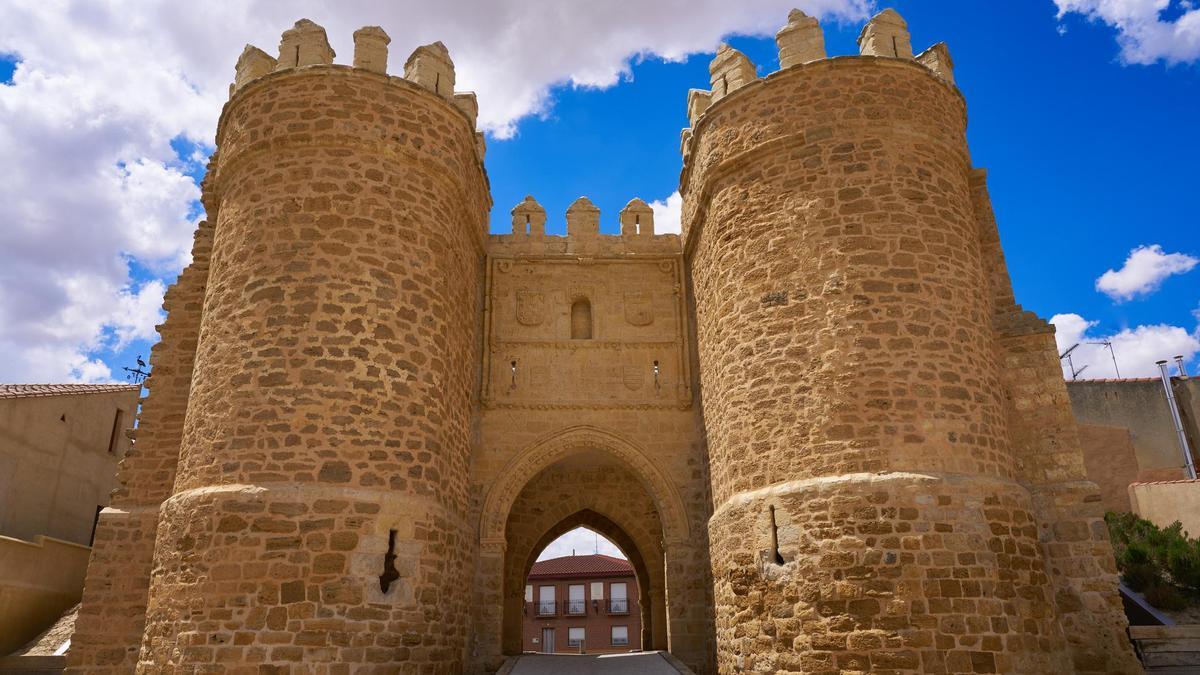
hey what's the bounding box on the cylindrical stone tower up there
[136,20,488,672]
[682,10,1122,675]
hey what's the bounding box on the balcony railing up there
[526,598,631,616]
[612,636,630,646]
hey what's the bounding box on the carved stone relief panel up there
[483,256,690,408]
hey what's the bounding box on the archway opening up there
[521,524,644,655]
[499,451,667,657]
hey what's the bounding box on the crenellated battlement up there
[489,195,680,256]
[679,8,959,173]
[227,19,486,162]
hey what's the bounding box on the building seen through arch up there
[521,538,643,655]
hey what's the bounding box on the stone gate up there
[68,9,1141,675]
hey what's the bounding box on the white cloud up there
[0,0,872,383]
[1055,0,1200,64]
[0,278,166,383]
[1095,244,1198,302]
[1051,312,1200,378]
[650,191,682,235]
[111,280,168,349]
[537,527,626,561]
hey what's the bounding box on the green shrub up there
[1143,580,1187,611]
[1106,511,1200,611]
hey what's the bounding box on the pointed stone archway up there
[478,426,690,545]
[511,509,659,654]
[472,426,702,671]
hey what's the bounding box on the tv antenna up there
[122,355,150,385]
[1087,340,1120,378]
[1059,343,1088,381]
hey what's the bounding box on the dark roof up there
[0,383,140,400]
[528,554,633,580]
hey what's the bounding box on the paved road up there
[507,652,685,674]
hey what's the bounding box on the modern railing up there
[536,601,556,616]
[565,600,587,615]
[608,598,629,614]
[612,636,629,646]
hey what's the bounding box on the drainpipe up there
[1157,360,1197,480]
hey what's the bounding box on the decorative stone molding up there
[478,425,691,543]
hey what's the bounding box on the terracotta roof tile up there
[0,383,141,400]
[528,554,633,580]
[1065,377,1164,384]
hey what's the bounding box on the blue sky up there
[0,55,15,83]
[0,0,1197,384]
[490,2,1200,379]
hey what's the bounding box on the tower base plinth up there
[708,472,1076,674]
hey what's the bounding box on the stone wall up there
[992,324,1137,673]
[1078,424,1141,512]
[69,224,210,673]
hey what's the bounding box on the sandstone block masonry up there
[69,10,1139,675]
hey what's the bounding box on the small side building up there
[1068,375,1200,527]
[522,554,643,655]
[0,383,139,656]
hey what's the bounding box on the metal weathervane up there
[122,355,150,385]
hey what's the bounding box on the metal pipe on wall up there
[1157,359,1197,480]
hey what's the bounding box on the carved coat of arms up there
[622,365,643,391]
[516,290,545,326]
[623,291,653,326]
